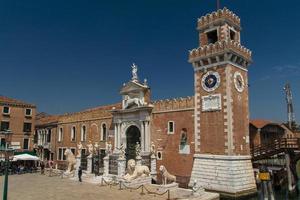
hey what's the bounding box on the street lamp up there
[0,129,14,200]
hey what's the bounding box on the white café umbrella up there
[12,154,40,161]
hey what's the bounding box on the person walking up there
[40,161,45,175]
[78,166,82,182]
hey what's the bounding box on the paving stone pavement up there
[0,173,167,200]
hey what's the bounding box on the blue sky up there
[0,0,299,123]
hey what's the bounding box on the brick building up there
[35,77,195,186]
[249,119,299,148]
[35,7,256,196]
[0,96,36,152]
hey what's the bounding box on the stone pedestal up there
[158,182,179,193]
[117,157,126,177]
[103,156,109,176]
[189,154,257,198]
[150,154,157,180]
[136,156,142,166]
[121,177,152,189]
[75,156,81,178]
[87,156,93,174]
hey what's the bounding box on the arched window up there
[71,126,76,142]
[101,123,107,141]
[81,125,86,142]
[58,127,63,142]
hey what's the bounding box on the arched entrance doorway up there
[126,125,141,161]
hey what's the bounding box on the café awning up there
[12,154,40,161]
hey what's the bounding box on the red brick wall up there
[151,109,194,185]
[195,65,251,156]
[230,66,250,155]
[195,68,226,154]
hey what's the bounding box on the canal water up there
[254,181,300,200]
[246,181,300,200]
[247,164,300,200]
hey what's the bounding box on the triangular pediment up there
[120,81,148,95]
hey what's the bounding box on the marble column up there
[103,156,109,176]
[75,156,81,178]
[114,124,118,151]
[87,156,93,173]
[118,123,122,148]
[140,121,145,152]
[150,154,157,180]
[145,121,150,152]
[117,157,126,177]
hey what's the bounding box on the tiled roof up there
[250,119,275,129]
[0,95,36,108]
[36,103,122,126]
[36,115,60,126]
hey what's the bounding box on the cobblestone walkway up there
[0,174,167,200]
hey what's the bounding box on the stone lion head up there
[159,165,165,173]
[127,159,136,175]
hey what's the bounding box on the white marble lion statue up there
[64,148,76,174]
[123,159,150,181]
[159,165,176,185]
[124,95,144,108]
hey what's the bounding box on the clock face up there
[201,71,220,92]
[234,71,245,92]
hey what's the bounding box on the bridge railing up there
[251,138,300,160]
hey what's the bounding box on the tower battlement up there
[197,7,240,30]
[189,40,252,68]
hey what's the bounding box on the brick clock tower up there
[188,8,256,197]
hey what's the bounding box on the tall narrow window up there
[23,139,29,150]
[47,129,51,143]
[58,127,63,142]
[58,148,68,160]
[168,121,175,134]
[81,125,86,142]
[230,29,236,41]
[58,148,63,160]
[71,126,76,142]
[1,138,6,147]
[101,123,107,141]
[63,148,67,160]
[0,121,10,131]
[23,123,32,132]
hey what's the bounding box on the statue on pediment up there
[131,63,138,82]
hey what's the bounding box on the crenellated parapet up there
[189,40,252,69]
[152,96,194,112]
[197,7,240,30]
